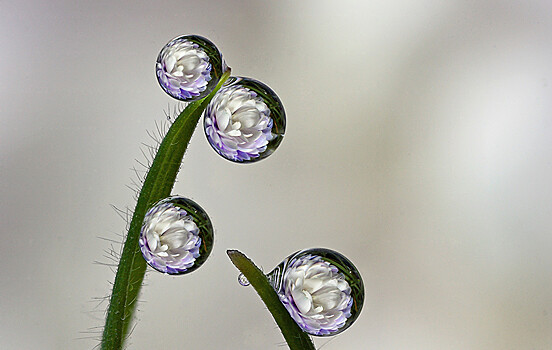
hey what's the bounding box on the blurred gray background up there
[1,0,551,349]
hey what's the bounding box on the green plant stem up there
[227,250,316,350]
[101,69,231,350]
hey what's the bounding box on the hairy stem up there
[101,70,230,350]
[227,250,316,350]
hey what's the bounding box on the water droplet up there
[139,196,214,275]
[203,76,286,163]
[237,273,250,286]
[156,35,228,102]
[266,248,364,336]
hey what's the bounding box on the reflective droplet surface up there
[139,196,214,275]
[266,248,364,336]
[238,273,250,286]
[156,35,228,102]
[203,76,286,163]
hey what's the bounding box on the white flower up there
[204,84,274,162]
[156,37,212,101]
[139,201,201,274]
[278,254,353,336]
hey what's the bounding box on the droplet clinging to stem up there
[265,248,364,336]
[139,196,214,275]
[204,77,286,163]
[156,34,228,102]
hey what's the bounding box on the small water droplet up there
[265,248,364,337]
[156,35,228,102]
[203,76,286,163]
[139,196,214,275]
[237,273,250,286]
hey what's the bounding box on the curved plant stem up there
[227,250,316,350]
[101,69,231,350]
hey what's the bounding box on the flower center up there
[145,208,199,257]
[166,50,205,80]
[214,87,271,142]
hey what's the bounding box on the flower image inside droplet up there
[156,35,227,102]
[203,77,286,163]
[238,273,250,287]
[266,248,364,336]
[139,196,214,275]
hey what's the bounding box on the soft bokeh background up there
[1,1,552,349]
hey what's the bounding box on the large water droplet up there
[156,35,228,102]
[265,248,364,336]
[203,76,286,163]
[139,196,214,275]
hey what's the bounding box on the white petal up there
[227,129,242,137]
[216,108,231,130]
[292,288,313,314]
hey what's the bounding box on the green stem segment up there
[101,70,231,350]
[227,250,316,350]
